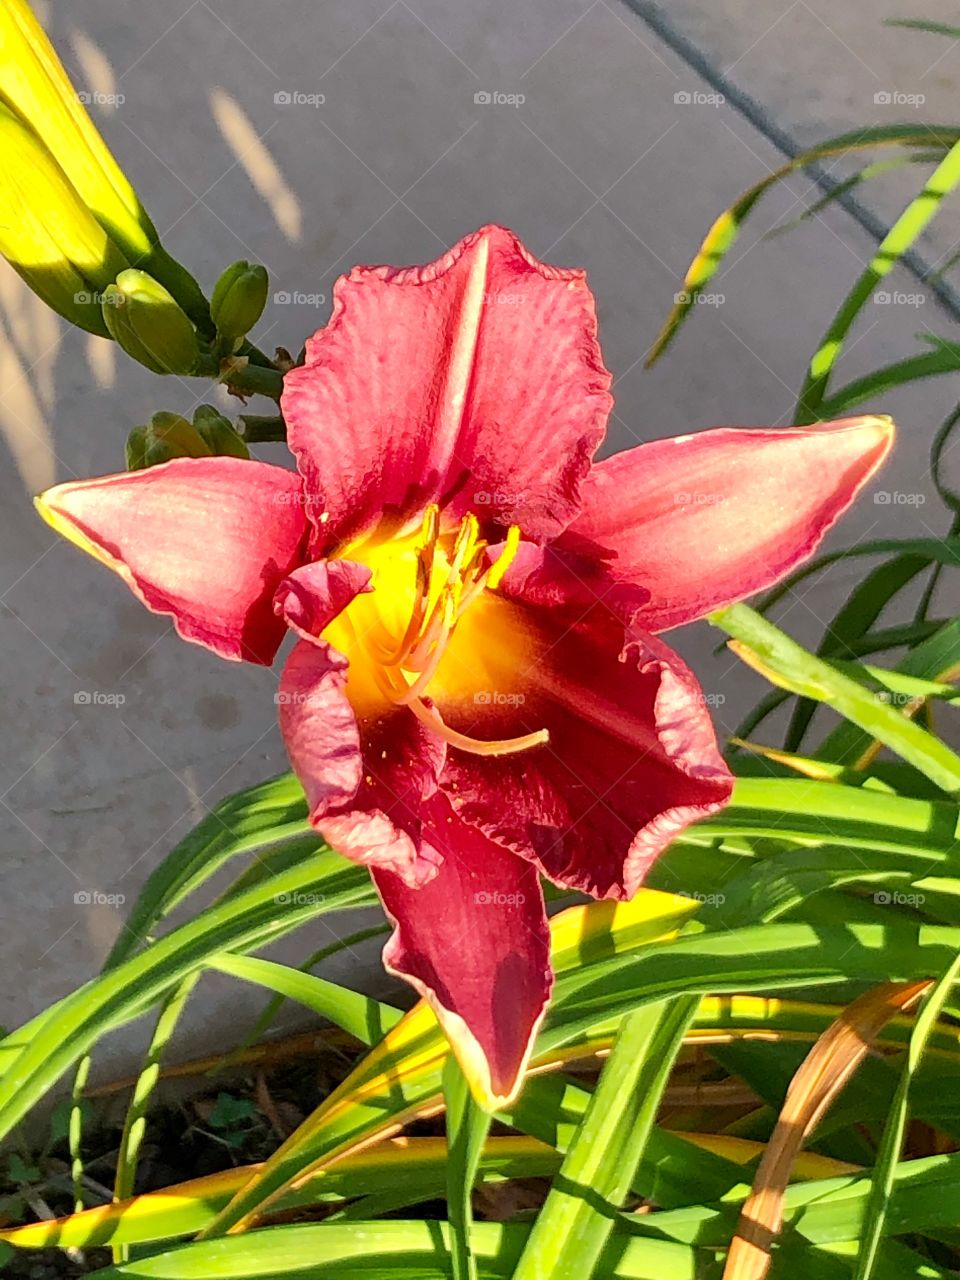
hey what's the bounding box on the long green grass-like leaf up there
[84,1220,700,1280]
[815,617,960,767]
[711,603,960,794]
[931,403,960,515]
[104,773,313,971]
[781,553,934,751]
[765,154,944,238]
[444,1055,492,1280]
[511,997,697,1280]
[886,18,960,38]
[67,773,317,1215]
[237,925,391,1052]
[796,139,960,421]
[111,974,199,1264]
[752,540,960,622]
[207,953,402,1047]
[638,1149,960,1249]
[646,125,959,366]
[0,849,373,1141]
[854,953,960,1280]
[200,913,960,1238]
[14,993,960,1253]
[818,346,960,418]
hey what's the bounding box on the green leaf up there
[444,1055,492,1280]
[712,603,960,794]
[854,952,960,1279]
[818,346,960,417]
[815,616,960,767]
[0,848,373,1142]
[104,773,313,971]
[510,997,697,1280]
[782,553,934,751]
[765,154,944,239]
[82,1220,698,1280]
[886,18,960,38]
[238,925,391,1051]
[646,125,959,365]
[753,540,960,619]
[796,139,960,421]
[207,1092,258,1131]
[208,952,402,1048]
[112,974,199,1263]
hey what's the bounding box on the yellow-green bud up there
[192,404,250,459]
[125,424,149,471]
[103,269,200,375]
[125,411,212,470]
[210,261,268,342]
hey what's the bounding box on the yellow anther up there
[347,509,546,757]
[449,511,479,578]
[485,524,521,591]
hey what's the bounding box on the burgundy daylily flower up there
[37,226,893,1107]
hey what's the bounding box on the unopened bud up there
[125,411,212,470]
[103,270,200,375]
[192,404,250,459]
[210,260,268,342]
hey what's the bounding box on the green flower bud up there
[125,412,212,471]
[210,260,268,342]
[125,424,149,471]
[102,269,200,375]
[192,404,250,460]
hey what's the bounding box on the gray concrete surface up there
[2,0,958,1080]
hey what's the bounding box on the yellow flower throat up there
[325,504,548,757]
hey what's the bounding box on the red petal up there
[274,559,372,644]
[36,458,308,663]
[373,793,551,1108]
[276,638,361,822]
[442,597,732,900]
[278,642,443,887]
[562,416,894,632]
[282,224,612,551]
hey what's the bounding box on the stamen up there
[408,696,549,757]
[393,594,458,704]
[485,524,521,590]
[353,511,547,757]
[386,504,441,666]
